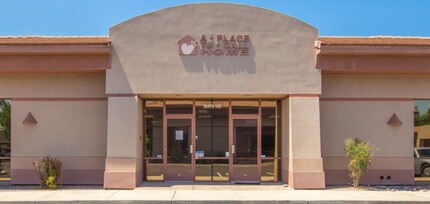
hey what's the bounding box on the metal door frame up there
[163,101,195,181]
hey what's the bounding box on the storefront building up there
[1,3,428,189]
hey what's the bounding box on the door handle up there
[190,144,193,154]
[231,145,235,154]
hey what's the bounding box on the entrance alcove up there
[105,3,324,189]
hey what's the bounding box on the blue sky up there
[1,0,429,36]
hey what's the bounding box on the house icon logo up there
[178,35,197,55]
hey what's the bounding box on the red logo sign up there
[178,35,250,56]
[178,35,197,55]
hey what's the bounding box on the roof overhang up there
[317,37,430,74]
[0,37,111,74]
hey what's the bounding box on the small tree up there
[345,138,376,187]
[33,156,62,189]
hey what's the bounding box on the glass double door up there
[164,115,260,182]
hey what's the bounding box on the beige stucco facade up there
[0,3,428,189]
[0,74,108,184]
[320,100,414,184]
[108,4,320,95]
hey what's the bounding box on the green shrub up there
[345,138,376,187]
[33,156,62,189]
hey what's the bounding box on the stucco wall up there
[108,3,321,95]
[287,96,325,188]
[104,96,143,189]
[0,73,108,184]
[322,75,430,98]
[320,74,417,185]
[321,101,413,157]
[11,100,107,184]
[281,99,289,183]
[12,101,107,157]
[0,74,105,98]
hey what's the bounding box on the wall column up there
[287,96,325,189]
[104,96,143,189]
[281,98,290,183]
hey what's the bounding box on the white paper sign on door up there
[175,130,183,140]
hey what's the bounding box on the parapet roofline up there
[1,36,430,46]
[319,36,430,46]
[0,36,110,45]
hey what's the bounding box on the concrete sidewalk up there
[0,183,429,203]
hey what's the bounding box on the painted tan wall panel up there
[11,169,104,185]
[11,101,107,157]
[11,156,105,170]
[281,99,289,183]
[106,96,140,157]
[135,98,143,184]
[108,3,321,95]
[282,97,325,188]
[136,98,143,158]
[325,169,414,185]
[289,97,322,158]
[320,101,413,157]
[0,74,106,98]
[105,158,136,172]
[323,157,413,170]
[322,75,430,98]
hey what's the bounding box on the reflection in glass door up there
[231,118,259,182]
[165,118,194,181]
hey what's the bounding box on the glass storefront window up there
[414,100,430,181]
[195,159,229,181]
[145,101,163,158]
[212,160,229,181]
[0,100,10,181]
[415,100,430,147]
[196,101,229,158]
[145,159,164,181]
[166,100,193,114]
[261,159,280,181]
[0,159,10,181]
[143,99,281,182]
[261,101,280,158]
[195,159,211,181]
[232,100,258,114]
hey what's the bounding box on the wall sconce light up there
[387,113,401,126]
[23,112,38,125]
